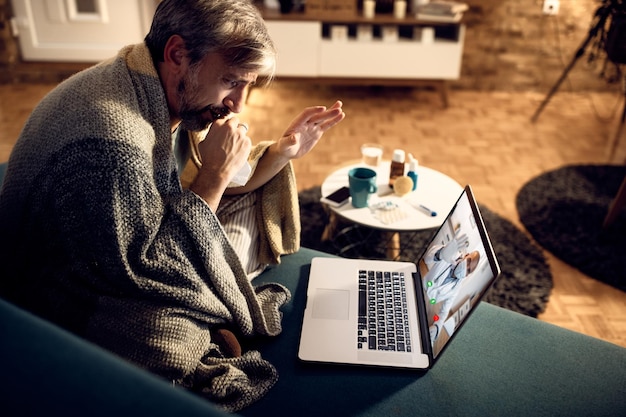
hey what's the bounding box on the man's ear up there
[163,34,187,68]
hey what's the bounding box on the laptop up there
[298,185,501,369]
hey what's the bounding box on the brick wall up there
[459,0,618,91]
[0,0,621,91]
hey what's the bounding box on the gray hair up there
[145,0,276,83]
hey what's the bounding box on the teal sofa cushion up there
[0,161,6,184]
[244,248,626,417]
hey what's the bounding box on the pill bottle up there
[389,149,406,188]
[407,153,418,191]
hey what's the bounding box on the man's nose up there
[223,88,247,114]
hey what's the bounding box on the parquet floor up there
[1,81,625,348]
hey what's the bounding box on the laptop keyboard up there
[358,269,412,352]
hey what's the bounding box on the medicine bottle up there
[407,153,418,191]
[389,149,406,188]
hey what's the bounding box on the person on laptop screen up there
[420,204,495,358]
[423,231,481,342]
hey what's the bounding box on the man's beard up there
[177,68,228,132]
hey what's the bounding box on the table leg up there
[437,80,449,109]
[321,210,338,242]
[385,231,401,260]
[603,174,626,228]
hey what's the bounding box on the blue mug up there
[348,167,378,208]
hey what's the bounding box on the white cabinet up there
[265,21,320,76]
[319,28,465,79]
[264,15,465,83]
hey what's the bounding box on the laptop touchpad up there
[312,289,350,320]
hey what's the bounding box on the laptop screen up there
[417,185,500,360]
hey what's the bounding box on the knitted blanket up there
[0,43,294,411]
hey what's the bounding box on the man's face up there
[465,251,480,275]
[176,52,258,131]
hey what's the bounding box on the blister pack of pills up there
[370,201,409,225]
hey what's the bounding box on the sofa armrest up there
[0,297,233,417]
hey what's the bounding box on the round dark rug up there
[516,164,626,293]
[299,186,553,318]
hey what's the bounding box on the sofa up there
[1,246,625,416]
[1,161,626,416]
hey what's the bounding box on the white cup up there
[382,25,399,42]
[394,1,407,19]
[331,25,348,41]
[421,27,435,44]
[363,0,376,18]
[361,143,383,167]
[357,24,373,41]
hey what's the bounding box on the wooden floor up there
[1,81,625,348]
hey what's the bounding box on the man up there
[423,233,480,341]
[0,0,344,411]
